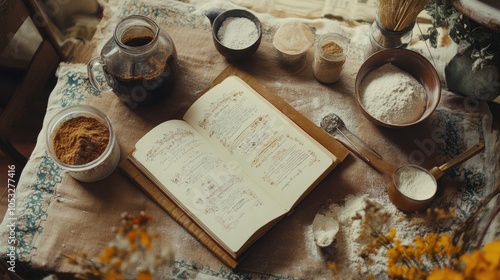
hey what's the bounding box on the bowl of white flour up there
[355,49,441,128]
[211,9,262,61]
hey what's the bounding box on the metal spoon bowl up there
[320,113,344,135]
[320,113,382,162]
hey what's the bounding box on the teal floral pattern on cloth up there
[14,67,101,262]
[15,156,62,260]
[119,2,210,31]
[59,71,101,108]
[172,260,302,279]
[2,1,497,279]
[432,108,487,220]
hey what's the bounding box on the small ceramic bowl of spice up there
[46,105,121,182]
[355,49,441,128]
[312,33,349,83]
[211,9,262,61]
[273,21,314,66]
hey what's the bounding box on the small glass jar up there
[273,21,314,67]
[312,33,349,84]
[46,105,121,182]
[364,15,415,59]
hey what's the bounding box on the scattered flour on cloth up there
[359,63,427,125]
[312,210,340,247]
[315,194,424,278]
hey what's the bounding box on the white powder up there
[360,63,427,125]
[394,165,437,200]
[217,17,259,50]
[312,211,340,247]
[316,190,469,278]
[313,194,421,278]
[272,21,314,54]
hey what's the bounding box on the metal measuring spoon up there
[320,113,382,163]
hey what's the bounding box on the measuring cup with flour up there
[320,114,485,212]
[388,143,485,212]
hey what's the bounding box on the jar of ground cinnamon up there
[312,33,349,83]
[46,105,121,182]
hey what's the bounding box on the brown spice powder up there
[313,40,346,83]
[53,116,110,165]
[321,41,343,55]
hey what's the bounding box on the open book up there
[121,67,348,267]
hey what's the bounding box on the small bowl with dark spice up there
[211,9,262,61]
[46,105,121,182]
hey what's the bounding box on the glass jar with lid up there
[312,33,349,84]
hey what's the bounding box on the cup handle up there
[429,143,485,180]
[87,57,112,92]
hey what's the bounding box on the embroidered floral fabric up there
[0,0,498,278]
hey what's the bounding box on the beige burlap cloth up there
[1,0,498,278]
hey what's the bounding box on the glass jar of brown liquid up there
[88,15,178,108]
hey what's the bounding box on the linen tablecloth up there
[1,0,499,278]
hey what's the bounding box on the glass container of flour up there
[273,21,314,66]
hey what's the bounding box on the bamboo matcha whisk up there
[378,0,430,31]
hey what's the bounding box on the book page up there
[132,120,285,253]
[183,76,334,210]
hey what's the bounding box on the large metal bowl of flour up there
[355,49,441,128]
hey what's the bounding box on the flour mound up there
[360,63,427,125]
[312,211,340,247]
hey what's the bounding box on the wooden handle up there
[433,143,485,180]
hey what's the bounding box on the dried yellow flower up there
[65,212,172,280]
[460,239,500,278]
[137,271,154,280]
[483,239,500,267]
[427,267,464,280]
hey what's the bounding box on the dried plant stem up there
[476,203,500,249]
[378,0,430,31]
[453,182,500,248]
